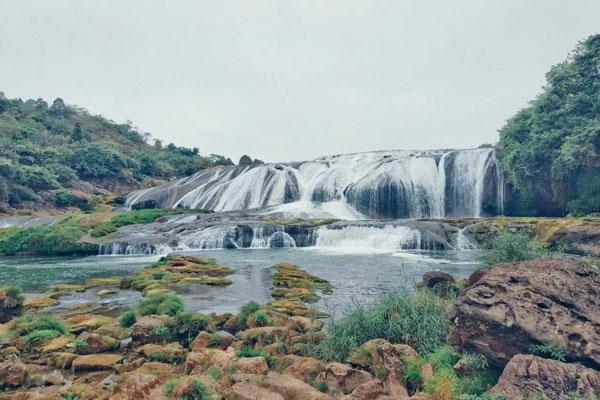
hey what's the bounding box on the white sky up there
[0,1,599,162]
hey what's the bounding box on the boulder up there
[549,223,600,257]
[490,354,600,400]
[0,355,27,387]
[320,362,372,395]
[72,353,123,372]
[75,332,120,354]
[0,288,23,323]
[347,339,414,397]
[236,356,269,374]
[140,342,186,364]
[289,316,323,332]
[111,372,161,400]
[65,314,114,333]
[67,382,111,400]
[186,348,236,373]
[341,380,385,400]
[421,271,456,295]
[131,315,175,345]
[260,372,333,400]
[281,355,323,382]
[450,255,600,368]
[47,352,78,369]
[226,381,285,400]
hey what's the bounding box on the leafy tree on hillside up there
[498,34,600,216]
[0,92,232,210]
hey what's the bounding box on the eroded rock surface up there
[450,255,600,368]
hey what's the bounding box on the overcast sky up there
[0,1,598,162]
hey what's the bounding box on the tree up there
[238,155,253,165]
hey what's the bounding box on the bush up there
[247,310,272,327]
[174,311,211,345]
[236,301,260,328]
[482,231,547,266]
[138,294,184,317]
[55,190,88,208]
[119,310,137,327]
[164,377,212,400]
[318,290,451,362]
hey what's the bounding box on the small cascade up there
[99,242,172,255]
[314,225,422,252]
[455,227,479,250]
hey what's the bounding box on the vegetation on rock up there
[498,34,600,216]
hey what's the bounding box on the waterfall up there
[455,227,479,250]
[127,148,503,219]
[314,225,422,253]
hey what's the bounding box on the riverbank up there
[1,254,599,399]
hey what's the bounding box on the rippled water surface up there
[0,248,481,315]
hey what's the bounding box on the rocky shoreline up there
[1,254,599,399]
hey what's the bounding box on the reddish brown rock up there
[226,381,285,400]
[236,356,270,374]
[281,355,323,382]
[131,315,175,345]
[490,354,600,400]
[0,355,27,387]
[71,353,123,372]
[260,372,333,400]
[450,255,600,368]
[111,372,161,400]
[75,332,120,354]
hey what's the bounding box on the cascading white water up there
[314,225,422,253]
[127,148,503,220]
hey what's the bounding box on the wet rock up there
[0,355,27,387]
[95,321,128,340]
[23,296,59,311]
[72,353,123,372]
[421,271,457,297]
[65,314,114,333]
[40,335,72,353]
[549,222,600,257]
[490,354,600,400]
[450,255,600,368]
[75,333,120,354]
[47,352,78,369]
[320,362,372,395]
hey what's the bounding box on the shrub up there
[164,377,212,400]
[236,301,260,328]
[73,339,89,352]
[247,310,272,327]
[137,294,184,317]
[119,310,137,327]
[482,231,547,266]
[318,290,451,361]
[1,285,24,302]
[236,347,269,358]
[529,342,567,362]
[174,311,211,345]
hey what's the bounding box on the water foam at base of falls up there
[312,225,422,254]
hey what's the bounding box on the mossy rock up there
[84,277,122,287]
[23,297,59,310]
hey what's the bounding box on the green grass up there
[90,209,194,238]
[317,290,451,361]
[10,313,69,337]
[73,338,89,352]
[137,294,184,316]
[236,347,269,358]
[247,310,272,327]
[0,215,98,255]
[24,329,61,344]
[482,231,547,266]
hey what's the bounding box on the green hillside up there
[0,93,233,212]
[498,34,600,216]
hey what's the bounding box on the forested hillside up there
[0,93,233,212]
[498,34,600,216]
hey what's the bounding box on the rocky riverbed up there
[0,254,599,399]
